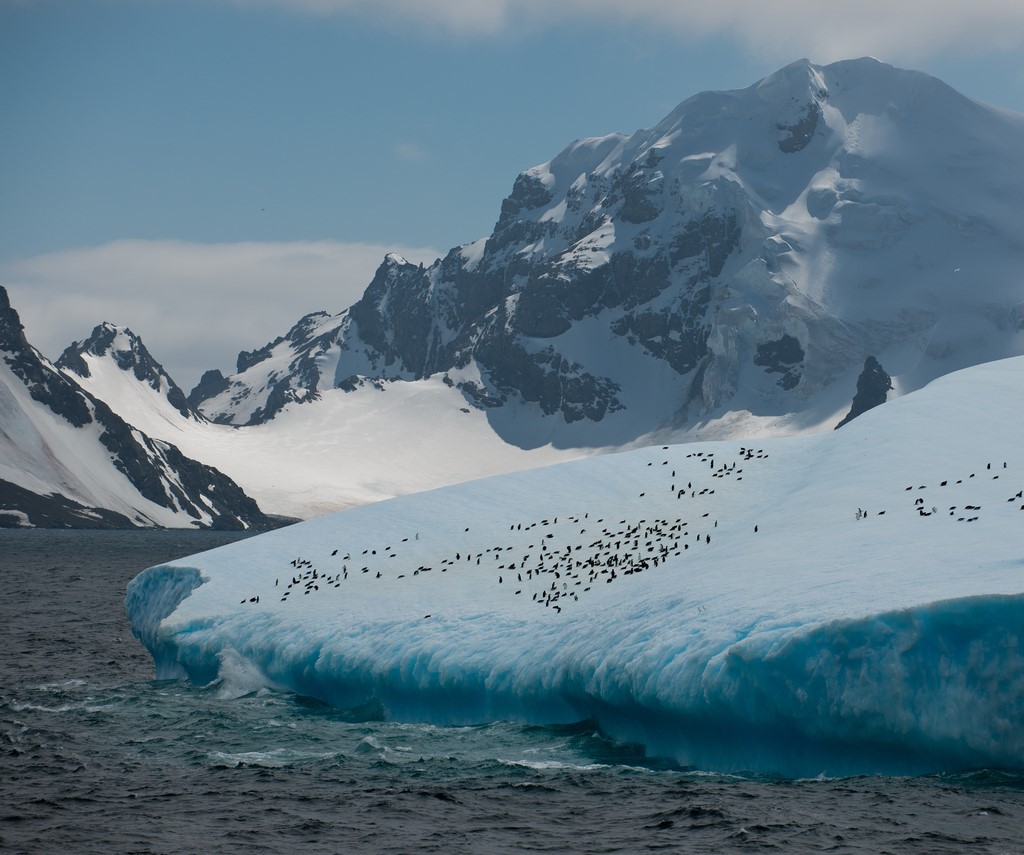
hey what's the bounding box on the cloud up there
[224,0,1024,61]
[392,141,428,163]
[1,239,441,391]
[229,0,511,34]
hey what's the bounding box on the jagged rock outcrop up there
[835,356,893,429]
[190,311,340,425]
[188,369,230,409]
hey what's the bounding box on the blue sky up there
[3,0,1024,386]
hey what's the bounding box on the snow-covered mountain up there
[127,353,1024,777]
[0,287,273,529]
[58,322,206,423]
[191,57,1024,449]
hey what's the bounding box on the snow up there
[71,357,587,519]
[0,356,190,527]
[459,237,487,272]
[127,355,1024,776]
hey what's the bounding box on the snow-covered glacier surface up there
[126,357,1024,777]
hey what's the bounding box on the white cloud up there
[225,0,1024,61]
[1,239,441,391]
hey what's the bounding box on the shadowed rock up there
[835,356,893,429]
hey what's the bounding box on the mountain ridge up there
[187,57,1024,452]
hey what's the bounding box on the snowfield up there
[127,356,1024,776]
[69,348,588,518]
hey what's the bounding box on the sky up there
[3,0,1024,389]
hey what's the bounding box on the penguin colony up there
[890,460,1019,523]
[240,448,1021,613]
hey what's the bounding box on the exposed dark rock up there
[2,287,93,428]
[223,312,339,424]
[0,478,137,529]
[669,212,741,278]
[237,343,275,373]
[777,102,821,153]
[349,255,438,373]
[497,172,554,224]
[457,380,504,409]
[337,374,363,393]
[515,285,573,338]
[188,369,230,407]
[235,312,329,375]
[474,338,623,422]
[755,334,805,390]
[611,292,711,376]
[619,164,660,224]
[835,356,893,429]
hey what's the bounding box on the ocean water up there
[2,530,1023,854]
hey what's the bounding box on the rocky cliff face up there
[189,310,343,426]
[835,356,893,429]
[191,58,1024,445]
[0,287,276,529]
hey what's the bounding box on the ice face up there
[126,356,1024,777]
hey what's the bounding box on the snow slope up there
[127,355,1024,776]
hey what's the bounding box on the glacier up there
[126,356,1024,777]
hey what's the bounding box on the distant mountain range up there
[5,58,1024,526]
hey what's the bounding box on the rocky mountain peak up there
[57,322,204,421]
[835,356,894,429]
[0,285,31,354]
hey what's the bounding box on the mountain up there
[0,287,274,529]
[191,57,1024,449]
[57,322,206,423]
[127,353,1024,777]
[62,330,586,521]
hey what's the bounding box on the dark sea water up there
[2,530,1023,854]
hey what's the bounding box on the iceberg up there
[126,357,1024,777]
